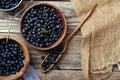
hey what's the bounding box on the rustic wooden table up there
[0,0,120,80]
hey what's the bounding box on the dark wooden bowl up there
[20,3,67,50]
[0,0,23,11]
[0,36,29,80]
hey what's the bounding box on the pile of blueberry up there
[42,45,63,70]
[22,5,63,48]
[0,39,25,76]
[0,0,21,9]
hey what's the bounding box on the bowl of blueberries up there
[0,0,23,11]
[0,36,29,80]
[20,3,67,50]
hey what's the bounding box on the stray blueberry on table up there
[22,5,63,48]
[0,39,25,76]
[41,56,45,60]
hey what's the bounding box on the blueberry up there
[12,71,16,74]
[2,54,6,58]
[18,57,22,61]
[41,56,45,60]
[43,66,47,70]
[1,62,5,65]
[17,65,20,68]
[6,72,9,76]
[54,66,60,70]
[8,63,12,67]
[7,60,10,64]
[11,61,15,64]
[19,49,23,53]
[21,55,25,60]
[52,54,57,58]
[45,60,48,63]
[20,63,24,68]
[12,50,17,55]
[51,57,55,61]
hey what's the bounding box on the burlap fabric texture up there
[71,0,120,80]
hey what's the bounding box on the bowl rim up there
[0,0,23,11]
[20,2,67,50]
[0,36,29,80]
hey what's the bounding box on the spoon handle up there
[65,3,97,41]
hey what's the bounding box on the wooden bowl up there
[0,36,29,80]
[0,0,23,11]
[20,3,67,50]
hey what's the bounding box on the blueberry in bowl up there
[20,3,67,50]
[0,36,29,80]
[0,0,23,11]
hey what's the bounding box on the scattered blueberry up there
[0,0,21,9]
[41,56,45,60]
[22,5,63,48]
[0,39,25,76]
[54,65,60,70]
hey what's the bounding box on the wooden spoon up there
[40,3,97,73]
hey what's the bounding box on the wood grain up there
[0,1,120,80]
[35,69,84,80]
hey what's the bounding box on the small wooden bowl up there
[20,3,67,50]
[0,0,23,11]
[0,36,29,80]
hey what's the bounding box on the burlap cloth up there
[71,0,120,80]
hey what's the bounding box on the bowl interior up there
[0,37,29,80]
[20,3,67,50]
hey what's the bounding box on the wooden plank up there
[25,0,70,1]
[44,70,83,80]
[36,70,83,80]
[106,72,120,80]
